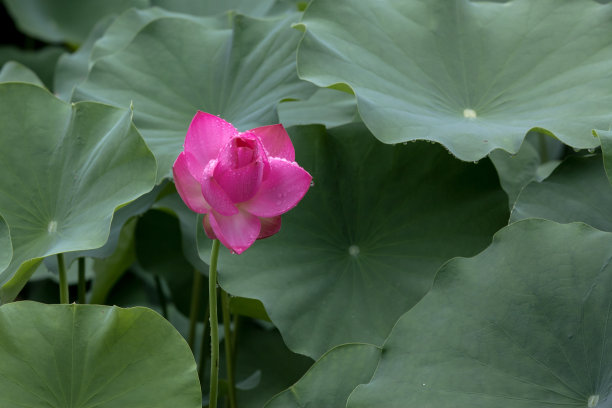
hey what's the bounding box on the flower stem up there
[221,289,237,408]
[77,257,86,304]
[208,239,221,408]
[57,253,68,304]
[198,305,210,382]
[154,275,168,319]
[188,269,204,350]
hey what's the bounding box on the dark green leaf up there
[348,219,612,408]
[198,124,508,358]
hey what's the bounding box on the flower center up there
[231,137,256,169]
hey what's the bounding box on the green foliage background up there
[1,0,612,407]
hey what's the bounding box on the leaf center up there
[463,109,477,119]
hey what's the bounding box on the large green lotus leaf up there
[0,215,11,273]
[53,15,115,101]
[198,124,508,358]
[75,12,314,182]
[152,0,275,16]
[0,83,156,303]
[510,154,612,232]
[265,343,380,408]
[277,87,359,128]
[347,219,612,407]
[489,132,563,208]
[3,0,148,45]
[234,320,314,408]
[0,61,43,86]
[296,0,612,161]
[151,0,303,16]
[595,130,612,186]
[53,8,223,102]
[0,301,200,407]
[89,7,225,65]
[0,46,63,89]
[56,181,163,273]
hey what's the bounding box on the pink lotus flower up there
[173,111,312,254]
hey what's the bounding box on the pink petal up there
[242,158,312,218]
[172,151,211,213]
[214,136,268,203]
[203,214,216,239]
[201,159,238,216]
[258,216,281,239]
[208,209,261,254]
[184,111,238,167]
[248,124,295,161]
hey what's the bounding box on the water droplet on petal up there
[588,148,596,153]
[402,142,408,145]
[573,147,581,153]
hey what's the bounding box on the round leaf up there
[297,0,612,161]
[595,129,612,186]
[0,215,11,272]
[0,83,156,303]
[348,219,612,407]
[198,124,508,358]
[277,87,359,128]
[0,301,201,407]
[265,343,380,408]
[511,154,612,231]
[0,61,44,86]
[75,12,314,181]
[3,0,148,44]
[0,46,63,89]
[235,320,313,408]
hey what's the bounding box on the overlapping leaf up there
[348,219,612,407]
[0,83,156,303]
[265,343,380,408]
[0,215,11,273]
[277,87,358,128]
[235,321,313,408]
[511,154,612,230]
[3,0,148,45]
[297,0,612,161]
[0,61,43,85]
[0,301,201,407]
[75,12,314,181]
[0,46,63,88]
[198,124,508,358]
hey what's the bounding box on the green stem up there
[77,257,86,304]
[231,314,240,372]
[57,253,68,304]
[198,305,210,382]
[221,289,237,408]
[209,239,221,408]
[154,275,168,319]
[188,269,204,350]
